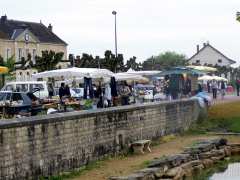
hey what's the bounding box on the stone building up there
[0,15,68,65]
[188,43,236,67]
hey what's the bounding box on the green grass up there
[187,101,240,134]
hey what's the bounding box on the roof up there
[188,44,236,64]
[0,17,67,45]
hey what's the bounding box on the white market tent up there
[32,67,114,79]
[198,75,228,82]
[187,65,217,72]
[126,68,161,76]
[114,73,148,82]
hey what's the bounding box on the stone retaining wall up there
[0,99,200,179]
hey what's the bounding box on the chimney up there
[1,15,7,24]
[196,45,200,53]
[203,43,207,47]
[48,23,53,32]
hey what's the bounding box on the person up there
[220,80,226,100]
[236,78,240,96]
[104,83,112,107]
[59,83,65,100]
[120,81,131,105]
[163,76,170,100]
[212,80,218,99]
[48,83,54,98]
[64,85,71,97]
[207,81,211,93]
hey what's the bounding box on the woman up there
[48,83,54,98]
[120,81,131,106]
[212,80,218,99]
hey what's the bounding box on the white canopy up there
[187,65,217,72]
[126,69,161,76]
[32,67,114,79]
[198,75,228,81]
[114,73,148,81]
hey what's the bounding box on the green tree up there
[0,55,4,66]
[5,56,15,72]
[126,56,141,71]
[35,50,64,72]
[142,51,188,70]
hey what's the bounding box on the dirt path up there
[71,135,239,180]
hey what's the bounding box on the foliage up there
[125,56,142,71]
[5,56,15,72]
[187,101,240,134]
[0,55,4,66]
[142,51,188,70]
[35,50,64,72]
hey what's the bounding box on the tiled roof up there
[188,44,236,64]
[0,17,67,45]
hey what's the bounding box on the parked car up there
[1,81,48,99]
[0,91,42,116]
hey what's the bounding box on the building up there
[0,15,67,65]
[188,43,236,67]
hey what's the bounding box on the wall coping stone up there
[0,98,198,129]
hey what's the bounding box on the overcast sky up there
[1,0,240,64]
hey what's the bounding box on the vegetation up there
[188,101,240,134]
[35,50,64,72]
[142,51,188,70]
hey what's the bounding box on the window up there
[18,48,23,61]
[30,84,44,92]
[4,85,14,91]
[12,93,23,102]
[26,49,29,59]
[218,59,222,63]
[6,48,11,60]
[32,49,36,64]
[196,60,200,64]
[16,84,28,92]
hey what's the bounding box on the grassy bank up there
[188,101,240,134]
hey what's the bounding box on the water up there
[210,163,240,180]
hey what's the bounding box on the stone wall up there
[0,99,200,180]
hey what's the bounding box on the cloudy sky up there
[1,0,240,63]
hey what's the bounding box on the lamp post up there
[112,10,118,72]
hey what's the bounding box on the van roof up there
[5,81,47,84]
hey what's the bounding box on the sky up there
[1,0,240,64]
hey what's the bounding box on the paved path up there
[211,93,240,105]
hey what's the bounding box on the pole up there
[112,11,118,73]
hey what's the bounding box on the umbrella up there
[187,65,217,72]
[0,66,8,74]
[157,67,205,76]
[198,75,228,81]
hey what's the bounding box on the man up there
[236,79,240,96]
[59,83,65,100]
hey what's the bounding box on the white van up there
[1,81,48,99]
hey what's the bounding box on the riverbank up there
[63,99,240,180]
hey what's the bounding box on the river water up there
[209,163,240,180]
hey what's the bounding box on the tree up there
[35,50,64,72]
[5,56,15,72]
[142,51,188,70]
[0,55,4,66]
[126,56,141,71]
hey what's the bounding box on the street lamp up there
[112,10,118,72]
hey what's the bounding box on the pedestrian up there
[220,80,226,100]
[207,81,211,93]
[120,81,131,105]
[64,85,71,97]
[212,80,218,99]
[236,78,240,96]
[48,83,54,99]
[59,83,65,100]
